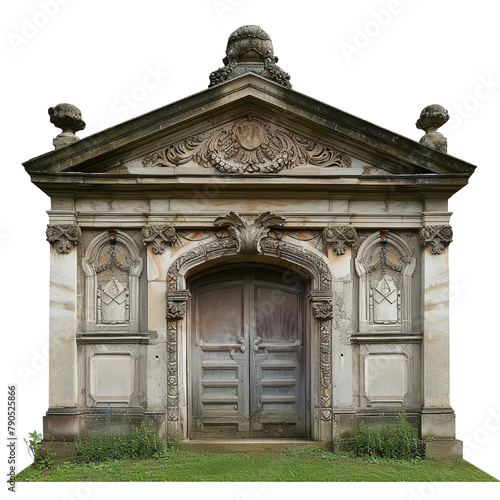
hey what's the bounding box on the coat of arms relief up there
[143,115,352,174]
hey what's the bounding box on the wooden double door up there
[189,267,308,438]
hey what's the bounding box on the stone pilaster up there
[420,235,455,439]
[144,244,171,431]
[165,289,191,439]
[44,226,79,439]
[308,291,333,442]
[330,246,357,439]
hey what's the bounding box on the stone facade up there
[24,27,475,458]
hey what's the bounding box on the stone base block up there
[44,440,78,460]
[333,412,358,439]
[424,439,463,461]
[420,408,456,439]
[43,409,82,441]
[43,408,167,441]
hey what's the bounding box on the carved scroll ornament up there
[322,225,358,255]
[142,224,177,254]
[143,115,352,174]
[420,225,453,255]
[46,224,81,254]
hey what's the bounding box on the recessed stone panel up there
[364,353,408,400]
[90,354,134,401]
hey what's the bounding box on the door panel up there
[190,268,307,438]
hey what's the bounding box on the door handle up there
[236,336,246,352]
[253,336,262,352]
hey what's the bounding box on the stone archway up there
[163,228,335,441]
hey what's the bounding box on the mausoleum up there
[24,26,475,459]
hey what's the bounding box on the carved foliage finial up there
[416,104,449,153]
[46,224,81,254]
[420,225,453,255]
[142,225,177,254]
[322,225,358,255]
[214,211,285,255]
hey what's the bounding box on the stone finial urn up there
[48,103,86,149]
[209,25,291,88]
[416,104,449,153]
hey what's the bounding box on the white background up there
[1,0,499,498]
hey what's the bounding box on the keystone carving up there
[322,225,358,255]
[142,115,352,174]
[420,225,453,255]
[142,225,177,254]
[46,224,81,254]
[214,211,285,255]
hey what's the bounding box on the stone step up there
[179,439,331,453]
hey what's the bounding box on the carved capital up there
[142,224,177,254]
[420,225,453,255]
[308,291,334,320]
[214,211,285,255]
[322,225,358,255]
[166,290,191,320]
[46,224,81,254]
[312,301,333,320]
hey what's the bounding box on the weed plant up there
[76,422,165,462]
[24,431,56,469]
[353,414,424,460]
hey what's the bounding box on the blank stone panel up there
[90,354,134,399]
[364,353,408,400]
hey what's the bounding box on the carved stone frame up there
[164,235,334,441]
[355,232,416,334]
[82,231,143,334]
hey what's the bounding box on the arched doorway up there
[188,264,310,438]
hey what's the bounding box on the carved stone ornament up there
[322,225,358,255]
[416,104,449,154]
[214,211,285,254]
[142,224,177,254]
[48,103,85,149]
[166,301,187,320]
[142,115,352,174]
[312,301,334,320]
[46,224,82,253]
[420,225,453,255]
[209,25,291,88]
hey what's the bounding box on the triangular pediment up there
[24,74,475,185]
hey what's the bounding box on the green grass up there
[15,449,498,482]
